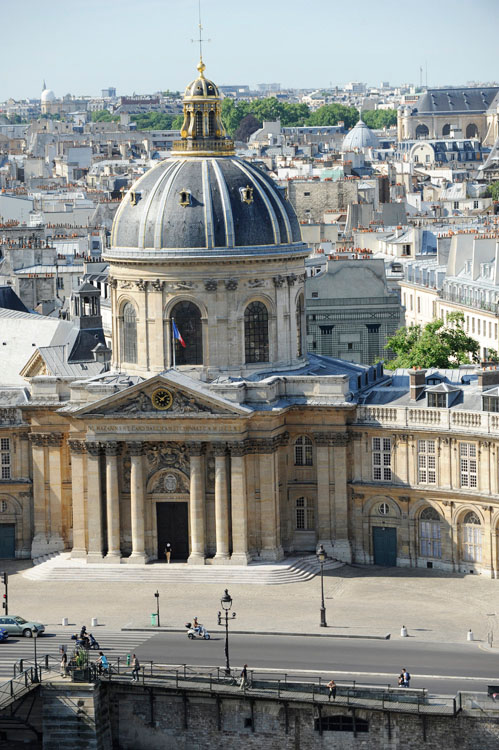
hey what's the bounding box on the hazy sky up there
[2,0,498,100]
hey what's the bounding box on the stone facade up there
[285,179,359,224]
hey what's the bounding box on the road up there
[0,629,498,696]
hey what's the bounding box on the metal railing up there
[0,655,59,710]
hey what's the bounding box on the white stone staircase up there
[24,552,343,585]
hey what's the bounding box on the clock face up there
[151,388,173,411]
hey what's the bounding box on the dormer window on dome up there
[240,185,254,205]
[179,189,192,207]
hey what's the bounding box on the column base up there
[259,546,284,562]
[87,552,105,563]
[71,547,87,559]
[127,553,148,565]
[212,554,231,565]
[187,554,206,565]
[31,534,65,559]
[229,552,252,565]
[331,539,352,564]
[104,552,122,564]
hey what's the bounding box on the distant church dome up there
[41,87,56,103]
[342,118,378,151]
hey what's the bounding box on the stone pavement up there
[2,559,499,645]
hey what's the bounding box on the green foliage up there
[362,109,397,130]
[134,112,178,130]
[307,103,359,129]
[91,110,118,123]
[386,313,480,369]
[234,114,262,142]
[171,114,184,130]
[486,181,499,202]
[5,114,27,124]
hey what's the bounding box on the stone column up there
[19,433,30,480]
[441,501,455,572]
[30,433,48,558]
[438,438,451,489]
[127,442,147,563]
[187,442,206,564]
[314,433,333,556]
[479,441,491,495]
[68,440,87,558]
[483,505,494,578]
[229,442,251,564]
[148,279,165,372]
[213,443,230,563]
[332,433,352,563]
[104,441,122,562]
[86,442,104,562]
[47,433,65,552]
[256,439,283,561]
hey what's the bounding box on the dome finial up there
[197,59,206,78]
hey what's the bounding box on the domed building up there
[41,81,58,115]
[107,59,308,381]
[341,117,378,152]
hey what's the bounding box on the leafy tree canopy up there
[133,112,179,130]
[307,103,359,129]
[234,114,262,142]
[386,312,480,369]
[362,109,397,130]
[91,110,118,123]
[486,181,499,202]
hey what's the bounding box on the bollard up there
[62,617,68,627]
[126,654,131,666]
[91,617,98,628]
[467,629,474,641]
[400,625,408,637]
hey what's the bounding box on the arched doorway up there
[170,301,203,366]
[442,123,451,136]
[466,123,479,138]
[148,469,190,561]
[416,124,429,139]
[461,511,482,564]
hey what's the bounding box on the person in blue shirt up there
[97,651,109,675]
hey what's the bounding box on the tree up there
[486,181,499,202]
[362,109,398,130]
[134,112,177,130]
[386,312,480,369]
[307,104,358,129]
[234,114,261,142]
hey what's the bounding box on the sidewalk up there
[3,560,499,644]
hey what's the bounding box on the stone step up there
[24,556,343,585]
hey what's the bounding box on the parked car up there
[0,628,9,642]
[0,616,45,638]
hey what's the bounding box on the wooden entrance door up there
[0,525,15,558]
[372,526,397,566]
[156,503,189,561]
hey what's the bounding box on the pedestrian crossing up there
[0,628,154,680]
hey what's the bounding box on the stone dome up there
[342,119,378,151]
[41,88,56,103]
[110,156,304,257]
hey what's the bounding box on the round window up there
[377,502,390,516]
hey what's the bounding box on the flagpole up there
[172,318,176,370]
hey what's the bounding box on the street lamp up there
[154,590,160,627]
[317,545,327,628]
[218,589,236,677]
[32,627,39,683]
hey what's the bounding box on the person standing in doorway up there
[165,542,172,563]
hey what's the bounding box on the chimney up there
[408,369,426,400]
[477,368,499,391]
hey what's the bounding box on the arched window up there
[415,124,429,139]
[419,506,441,558]
[294,436,313,466]
[208,110,216,137]
[466,123,478,138]
[462,511,481,562]
[195,111,203,138]
[244,301,269,363]
[170,301,203,366]
[296,295,304,358]
[122,302,137,363]
[442,123,451,136]
[296,497,314,530]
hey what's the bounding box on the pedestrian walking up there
[60,651,68,678]
[403,668,411,688]
[97,651,109,676]
[239,664,249,690]
[327,679,337,700]
[165,543,172,563]
[131,654,140,682]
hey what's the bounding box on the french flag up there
[172,319,186,348]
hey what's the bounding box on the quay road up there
[0,629,497,696]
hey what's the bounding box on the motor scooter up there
[185,622,211,640]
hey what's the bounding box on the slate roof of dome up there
[342,119,378,151]
[110,156,304,257]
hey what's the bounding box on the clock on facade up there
[151,388,174,411]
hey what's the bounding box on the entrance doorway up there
[0,525,15,558]
[156,503,189,561]
[372,526,397,566]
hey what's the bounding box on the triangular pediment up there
[20,350,48,378]
[72,372,251,418]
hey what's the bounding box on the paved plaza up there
[0,560,497,647]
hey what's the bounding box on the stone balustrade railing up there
[355,406,499,434]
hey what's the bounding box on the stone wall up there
[286,181,359,224]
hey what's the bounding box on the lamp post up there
[154,590,160,627]
[32,627,39,683]
[218,589,236,677]
[317,545,327,628]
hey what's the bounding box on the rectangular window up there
[418,440,436,484]
[474,200,479,209]
[372,437,391,482]
[420,521,442,558]
[428,392,446,408]
[489,322,492,338]
[477,319,481,335]
[0,438,11,480]
[417,296,421,313]
[472,318,475,333]
[453,201,459,209]
[460,443,477,488]
[483,396,499,412]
